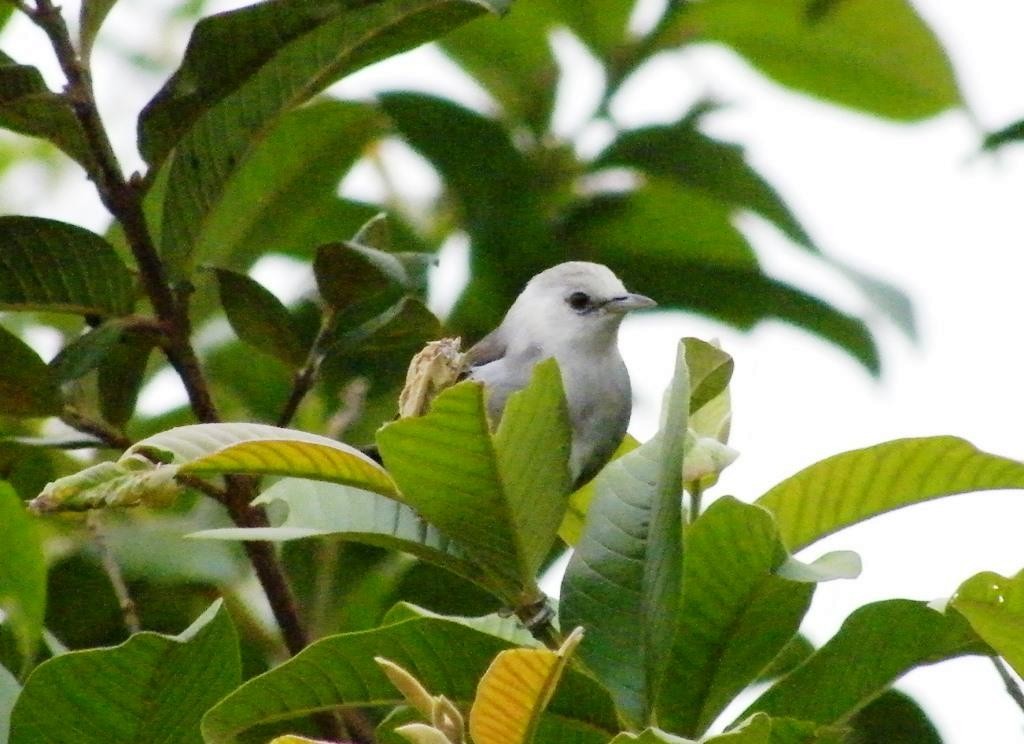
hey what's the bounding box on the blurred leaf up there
[0,482,45,665]
[607,728,693,743]
[98,332,155,427]
[214,267,306,367]
[192,100,387,272]
[665,0,959,120]
[0,661,18,744]
[469,628,583,744]
[597,115,814,250]
[742,600,985,726]
[201,613,617,744]
[189,478,494,594]
[49,321,124,383]
[377,360,571,593]
[0,217,135,316]
[381,92,555,334]
[203,339,294,423]
[656,498,815,737]
[151,0,509,279]
[949,570,1024,677]
[561,183,880,373]
[847,689,941,744]
[982,119,1024,152]
[560,341,689,725]
[757,437,1024,553]
[0,326,61,418]
[0,53,93,169]
[314,242,411,313]
[9,600,239,744]
[79,0,119,58]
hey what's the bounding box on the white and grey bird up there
[467,261,656,487]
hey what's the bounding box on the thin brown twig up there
[277,309,339,428]
[992,656,1024,715]
[86,512,141,634]
[60,407,132,450]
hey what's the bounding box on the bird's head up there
[503,262,656,354]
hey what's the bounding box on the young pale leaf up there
[469,628,583,744]
[377,360,571,593]
[0,326,61,418]
[189,478,494,594]
[0,55,93,169]
[128,422,398,497]
[28,458,183,514]
[9,600,240,744]
[664,0,959,121]
[0,217,135,316]
[949,570,1024,677]
[151,0,508,279]
[756,436,1024,552]
[656,497,816,736]
[201,614,617,744]
[741,600,986,726]
[0,482,46,664]
[214,267,306,367]
[560,340,689,725]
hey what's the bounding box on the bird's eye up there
[567,291,591,312]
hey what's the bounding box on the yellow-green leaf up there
[757,437,1024,552]
[469,628,583,744]
[949,570,1024,677]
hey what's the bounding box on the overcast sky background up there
[3,1,1024,740]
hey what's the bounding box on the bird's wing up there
[466,326,507,368]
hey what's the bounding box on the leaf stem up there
[991,656,1024,715]
[688,481,704,522]
[277,309,339,428]
[86,512,141,634]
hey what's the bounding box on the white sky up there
[3,0,1024,740]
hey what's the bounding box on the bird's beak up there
[606,293,657,313]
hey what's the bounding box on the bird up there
[466,261,656,487]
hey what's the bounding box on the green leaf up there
[0,217,135,316]
[150,0,508,279]
[79,0,119,58]
[559,341,689,725]
[0,54,93,169]
[847,690,941,744]
[9,600,240,744]
[756,436,1024,552]
[742,600,985,726]
[0,326,61,418]
[982,119,1024,152]
[597,115,814,250]
[949,570,1024,677]
[188,478,495,594]
[666,0,960,121]
[656,498,814,737]
[0,661,19,744]
[0,482,45,665]
[190,100,387,273]
[314,241,412,313]
[97,332,154,427]
[381,92,554,335]
[49,321,126,383]
[704,713,772,743]
[560,183,880,373]
[201,613,618,744]
[214,267,306,367]
[607,729,693,743]
[377,360,572,593]
[684,337,733,417]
